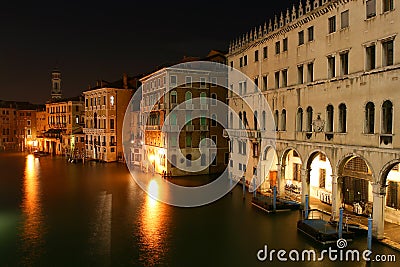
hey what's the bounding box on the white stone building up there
[226,0,400,238]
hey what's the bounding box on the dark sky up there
[0,0,295,104]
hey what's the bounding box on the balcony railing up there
[185,125,195,132]
[200,125,209,131]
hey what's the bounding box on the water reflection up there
[138,179,170,265]
[21,154,44,264]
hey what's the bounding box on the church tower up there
[51,68,62,101]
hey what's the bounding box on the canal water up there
[0,152,398,267]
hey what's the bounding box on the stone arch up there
[306,149,334,173]
[336,153,376,182]
[281,146,305,164]
[379,159,400,186]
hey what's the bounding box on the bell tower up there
[51,68,62,101]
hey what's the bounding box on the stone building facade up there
[226,0,399,238]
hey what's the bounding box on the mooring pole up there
[253,178,257,198]
[367,215,373,251]
[305,194,309,219]
[242,177,245,199]
[273,186,277,212]
[338,207,344,239]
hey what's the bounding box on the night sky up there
[0,0,296,104]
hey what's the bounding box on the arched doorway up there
[338,155,374,216]
[380,161,400,226]
[306,151,333,205]
[260,146,278,193]
[282,149,303,201]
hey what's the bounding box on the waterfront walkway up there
[308,197,400,251]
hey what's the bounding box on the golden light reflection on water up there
[139,179,170,265]
[21,154,44,261]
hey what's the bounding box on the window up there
[252,143,259,158]
[110,96,115,106]
[185,111,192,125]
[275,72,280,88]
[326,105,334,132]
[185,91,192,103]
[366,45,376,70]
[262,111,266,130]
[297,65,304,84]
[382,39,394,67]
[262,76,268,91]
[240,57,243,67]
[328,56,335,78]
[254,50,259,62]
[211,77,217,86]
[283,38,288,52]
[383,0,394,12]
[244,55,248,66]
[282,69,288,87]
[170,113,177,125]
[366,0,376,18]
[298,31,304,45]
[76,115,79,124]
[308,26,314,42]
[263,46,268,59]
[211,114,217,127]
[274,110,279,131]
[254,111,258,130]
[110,119,115,130]
[186,133,192,147]
[306,107,313,132]
[365,102,375,134]
[239,112,243,129]
[338,103,347,133]
[224,153,229,165]
[307,62,314,82]
[254,77,259,91]
[293,163,301,181]
[200,77,207,88]
[328,16,336,33]
[340,51,349,75]
[185,76,192,87]
[170,75,177,86]
[296,108,303,132]
[211,93,217,106]
[281,109,287,131]
[275,41,280,55]
[319,169,326,188]
[341,10,349,29]
[230,61,234,69]
[211,135,217,147]
[382,100,393,134]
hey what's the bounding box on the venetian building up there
[226,0,399,238]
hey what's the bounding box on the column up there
[301,168,310,207]
[331,175,340,220]
[372,183,385,239]
[276,163,285,197]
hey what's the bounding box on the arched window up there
[296,108,303,132]
[200,92,206,105]
[306,106,313,132]
[254,111,258,130]
[262,111,266,130]
[281,109,287,131]
[185,91,192,104]
[382,100,393,134]
[239,112,243,129]
[170,91,177,104]
[211,114,217,127]
[326,105,334,132]
[94,113,98,129]
[365,102,375,134]
[211,93,217,106]
[170,113,177,125]
[230,112,233,129]
[274,110,279,131]
[243,111,248,128]
[338,103,347,133]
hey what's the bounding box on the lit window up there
[110,96,115,106]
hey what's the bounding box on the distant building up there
[140,50,229,176]
[51,68,62,101]
[83,74,141,162]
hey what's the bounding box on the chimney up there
[123,73,128,89]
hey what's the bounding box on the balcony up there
[185,125,195,132]
[380,134,393,148]
[200,125,209,131]
[247,129,261,140]
[145,125,161,131]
